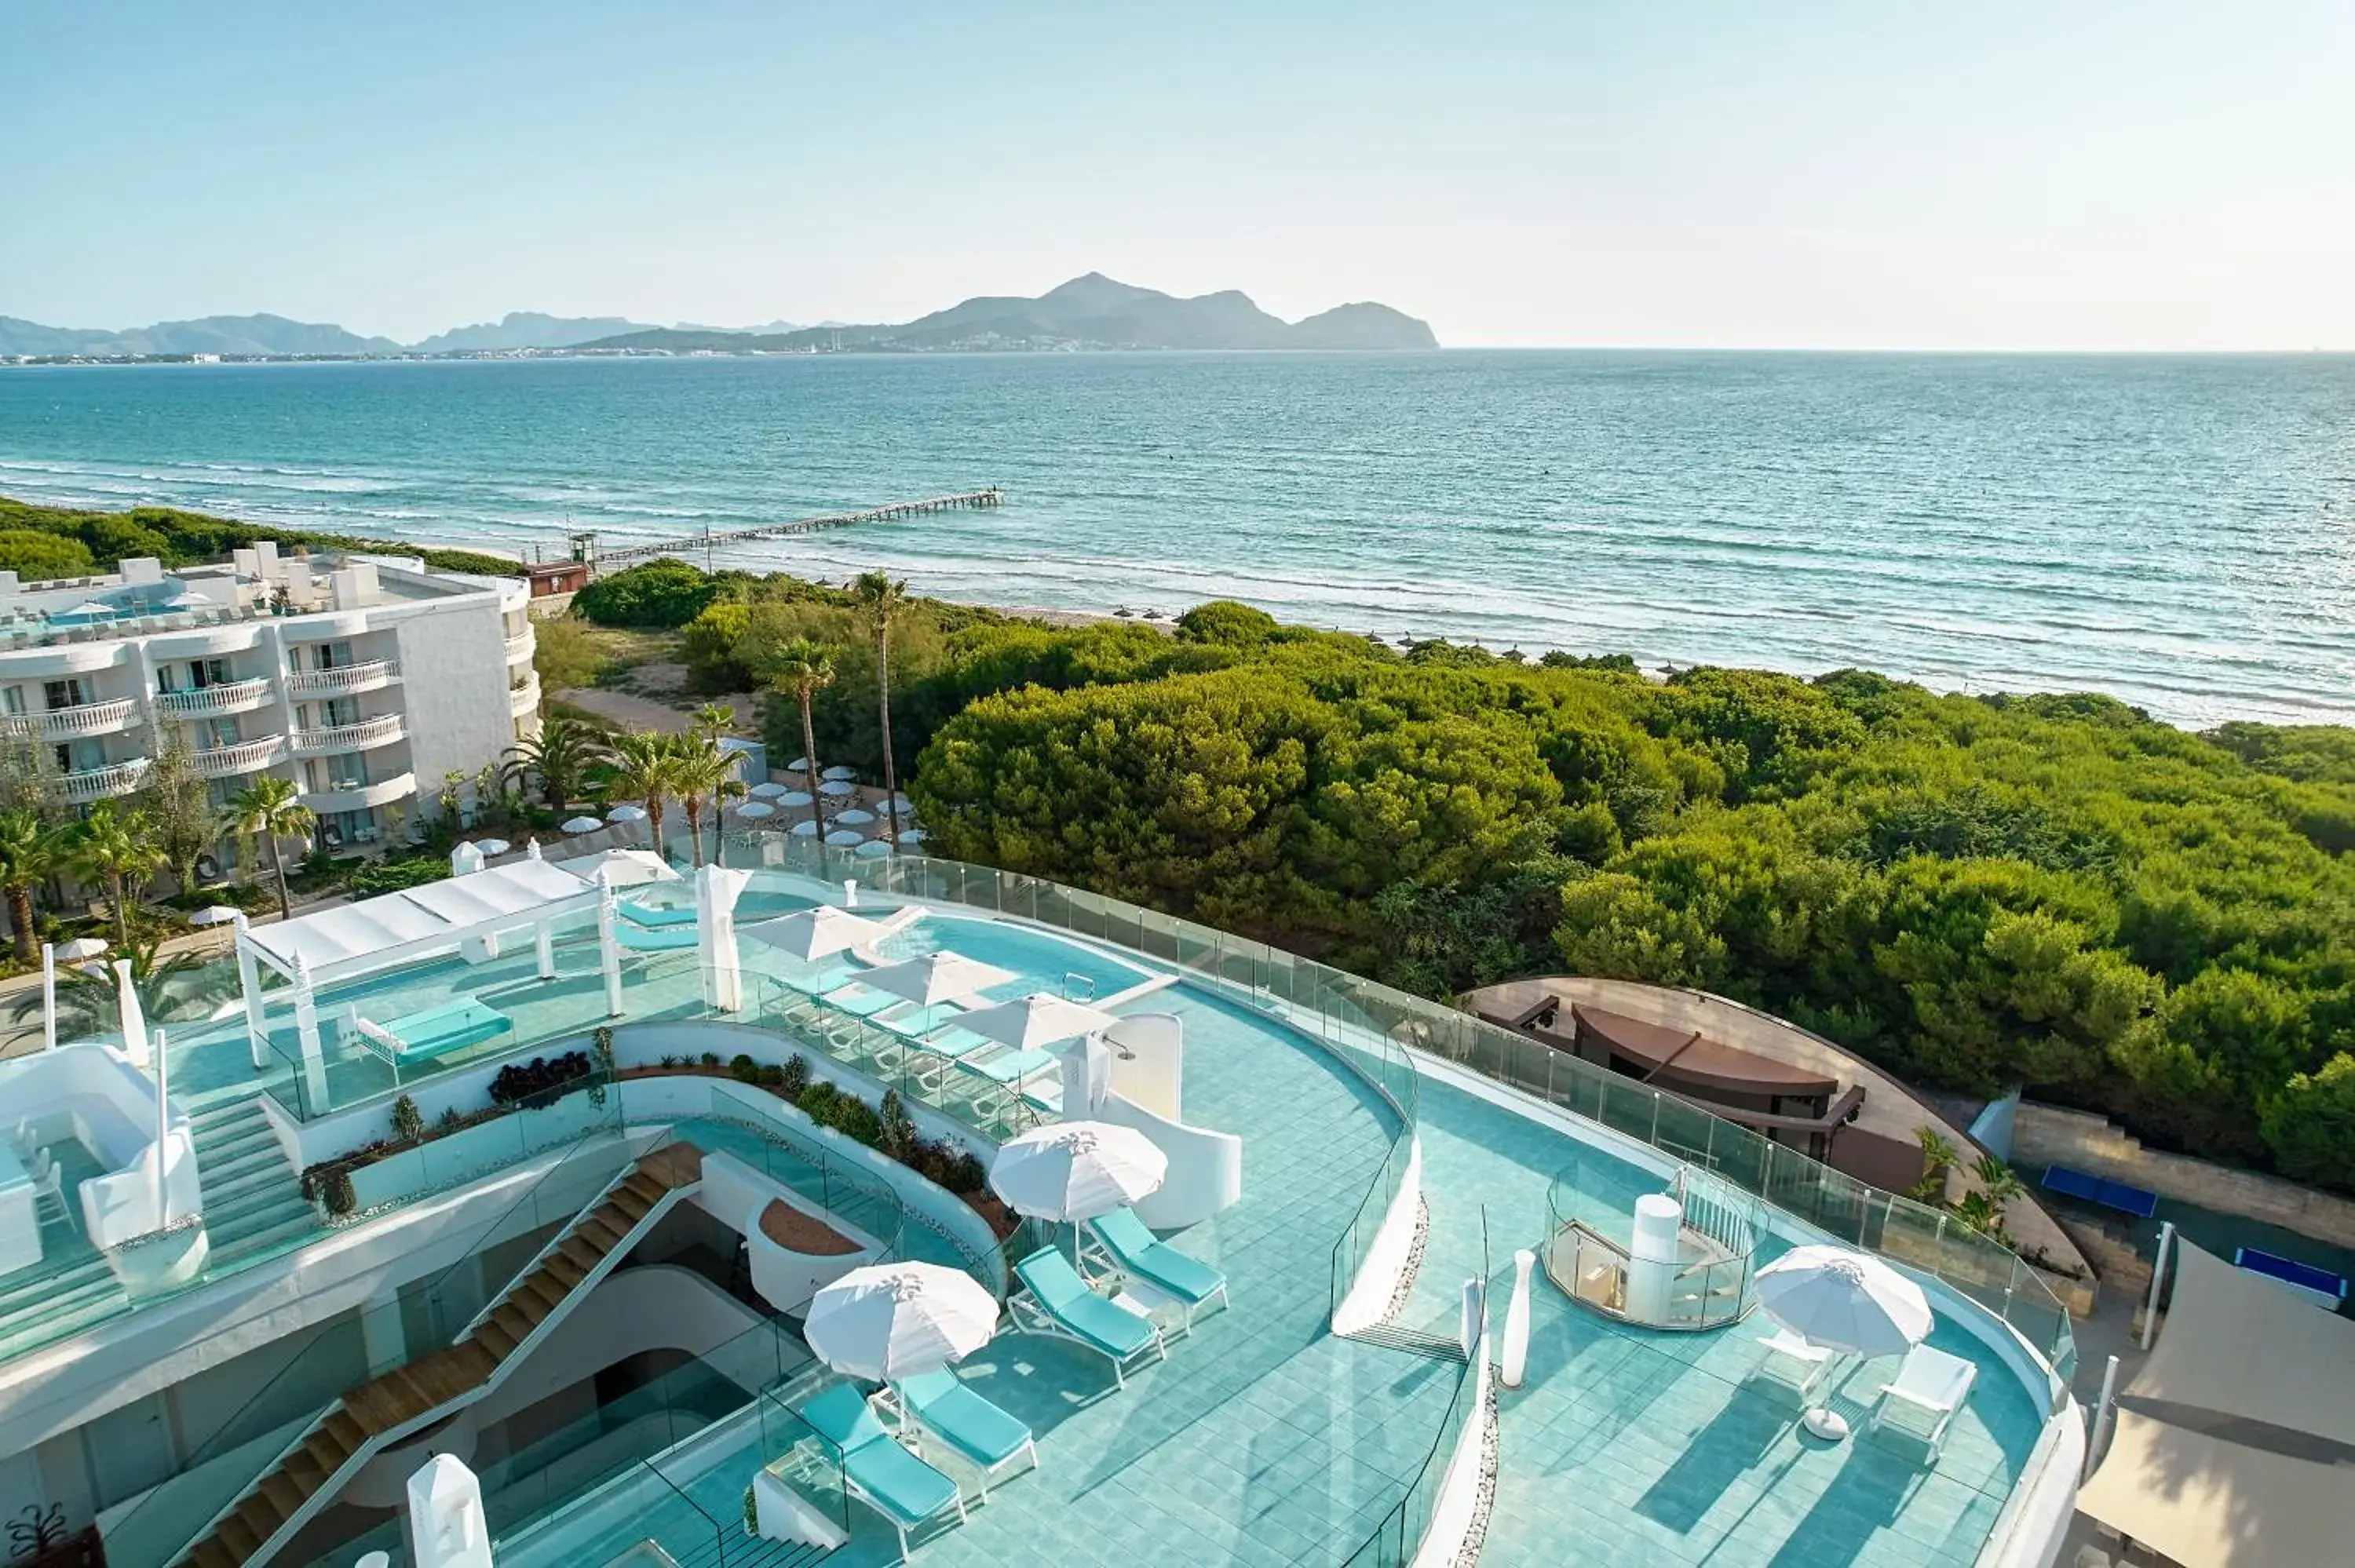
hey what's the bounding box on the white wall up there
[393,591,515,810]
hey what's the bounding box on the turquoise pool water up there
[876,911,1150,1002]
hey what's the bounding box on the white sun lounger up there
[1868,1342,1977,1460]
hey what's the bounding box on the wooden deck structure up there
[582,487,1002,571]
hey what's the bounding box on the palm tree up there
[9,932,237,1037]
[767,638,836,841]
[221,776,316,921]
[502,717,610,814]
[693,702,736,738]
[670,735,744,867]
[72,801,166,950]
[853,571,909,844]
[0,808,64,963]
[601,731,683,859]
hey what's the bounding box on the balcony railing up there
[298,771,415,813]
[157,678,275,717]
[194,737,288,778]
[61,759,152,802]
[1,698,144,740]
[289,714,406,753]
[283,658,399,697]
[508,673,540,713]
[503,631,535,663]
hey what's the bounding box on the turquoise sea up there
[1,351,2350,727]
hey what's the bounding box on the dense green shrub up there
[0,529,95,580]
[574,560,719,628]
[347,858,450,899]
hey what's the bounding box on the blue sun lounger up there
[885,1369,1038,1501]
[798,1384,966,1560]
[619,898,698,928]
[1010,1247,1166,1388]
[2234,1247,2350,1309]
[2039,1164,2159,1219]
[613,920,699,954]
[346,998,512,1067]
[1086,1208,1229,1330]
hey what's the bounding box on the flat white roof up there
[244,858,597,977]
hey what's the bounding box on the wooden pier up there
[582,487,1002,571]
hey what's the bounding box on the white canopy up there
[2076,1241,2355,1568]
[955,994,1116,1052]
[242,857,602,980]
[989,1121,1167,1223]
[804,1262,999,1380]
[560,848,681,889]
[858,953,1016,1008]
[741,906,888,964]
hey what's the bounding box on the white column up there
[599,883,624,1017]
[2141,1220,2176,1351]
[39,942,55,1053]
[293,955,328,1110]
[152,1026,170,1227]
[1502,1248,1535,1389]
[1626,1193,1683,1325]
[235,915,267,1069]
[2085,1354,2122,1479]
[1459,1277,1484,1362]
[535,920,555,980]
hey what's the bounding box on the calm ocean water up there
[0,352,2350,727]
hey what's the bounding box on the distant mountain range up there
[0,275,1435,359]
[577,274,1437,352]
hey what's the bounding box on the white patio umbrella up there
[832,808,875,826]
[789,820,820,838]
[804,1262,999,1381]
[55,936,108,961]
[887,794,915,815]
[1754,1245,1933,1439]
[820,765,857,781]
[186,905,244,927]
[605,803,648,824]
[786,756,812,772]
[853,838,893,859]
[860,952,1018,1010]
[736,800,776,821]
[471,838,511,857]
[749,781,788,799]
[563,815,605,833]
[897,828,928,846]
[957,994,1116,1053]
[818,779,857,798]
[780,789,814,808]
[823,828,865,848]
[742,906,887,963]
[989,1121,1167,1264]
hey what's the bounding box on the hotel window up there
[42,678,85,711]
[1,687,22,716]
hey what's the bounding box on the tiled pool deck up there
[71,873,2050,1568]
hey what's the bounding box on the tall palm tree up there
[670,735,743,867]
[221,775,316,921]
[502,717,610,814]
[601,731,683,859]
[853,571,909,844]
[767,638,836,841]
[0,808,64,963]
[72,800,166,950]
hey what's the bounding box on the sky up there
[2,1,2350,350]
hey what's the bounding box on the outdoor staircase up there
[0,1099,314,1359]
[173,1142,706,1568]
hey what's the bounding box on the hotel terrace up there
[0,832,2084,1568]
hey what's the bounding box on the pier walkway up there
[585,487,1001,571]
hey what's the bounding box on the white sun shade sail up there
[741,906,888,963]
[243,857,605,979]
[857,952,1017,1008]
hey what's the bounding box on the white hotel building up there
[0,542,539,848]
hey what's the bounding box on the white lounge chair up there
[1868,1343,1977,1460]
[1751,1327,1835,1406]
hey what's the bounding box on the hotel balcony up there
[283,658,400,698]
[289,714,407,755]
[504,629,535,664]
[2,698,144,742]
[156,677,276,718]
[194,736,289,779]
[298,771,415,814]
[509,672,541,717]
[61,758,152,803]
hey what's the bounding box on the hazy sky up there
[5,1,2349,349]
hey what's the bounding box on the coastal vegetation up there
[0,496,517,578]
[576,557,2355,1194]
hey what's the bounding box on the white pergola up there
[236,858,623,1103]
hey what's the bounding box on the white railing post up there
[2140,1220,2175,1351]
[2084,1354,2121,1479]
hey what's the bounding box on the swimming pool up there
[876,912,1151,1003]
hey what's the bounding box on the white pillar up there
[404,1454,493,1568]
[842,879,858,909]
[1627,1193,1682,1325]
[152,1026,170,1227]
[535,920,555,980]
[1459,1277,1484,1361]
[2141,1220,2175,1351]
[599,883,624,1017]
[235,915,267,1070]
[39,942,54,1053]
[1502,1248,1535,1389]
[2085,1354,2121,1479]
[293,956,328,1110]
